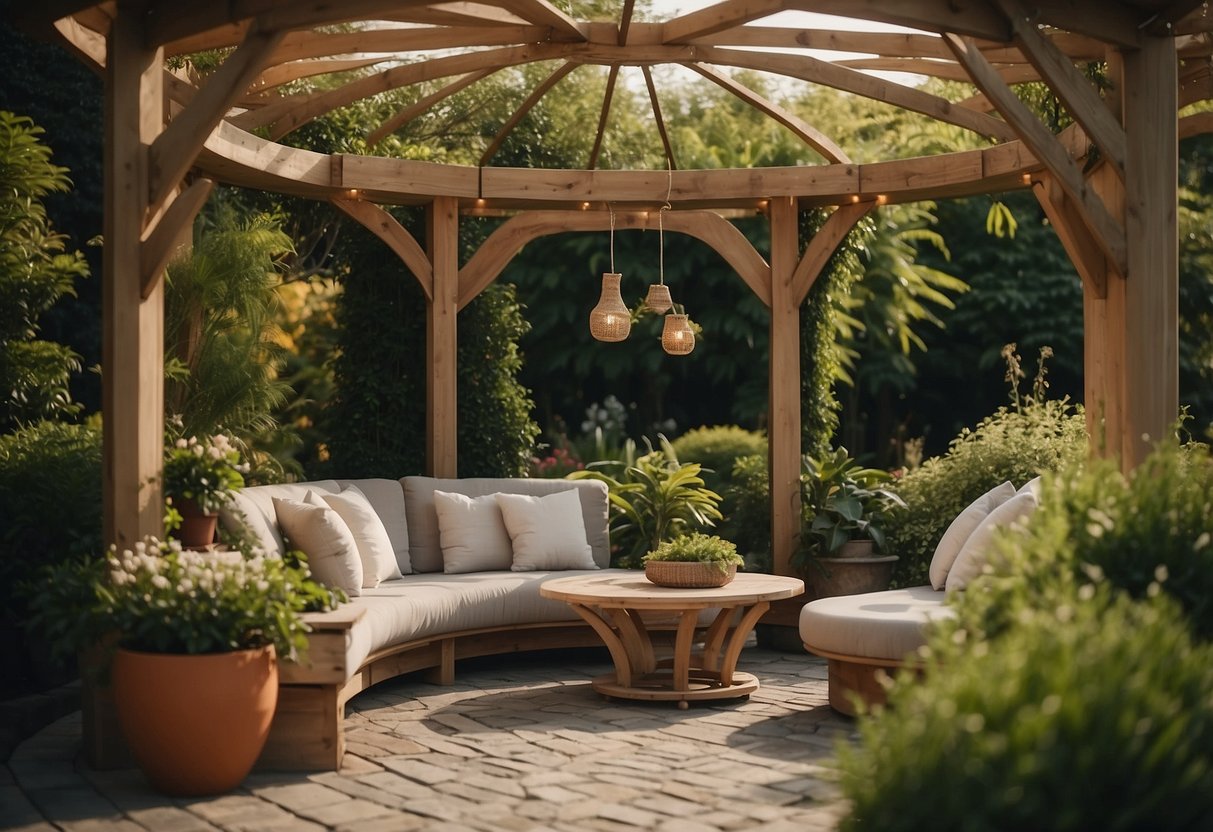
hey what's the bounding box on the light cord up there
[609,203,616,274]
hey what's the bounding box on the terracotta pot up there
[174,497,218,548]
[112,646,278,796]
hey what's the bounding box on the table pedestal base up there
[591,670,760,709]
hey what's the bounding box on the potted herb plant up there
[643,532,745,588]
[795,448,907,598]
[32,537,339,796]
[162,431,248,547]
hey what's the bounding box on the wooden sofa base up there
[258,622,608,771]
[803,644,919,717]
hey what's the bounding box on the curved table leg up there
[566,602,635,687]
[606,608,656,675]
[700,608,734,672]
[671,610,700,705]
[718,601,770,686]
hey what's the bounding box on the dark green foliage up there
[1178,134,1213,436]
[724,454,771,565]
[797,448,904,563]
[839,591,1213,832]
[457,282,540,477]
[320,214,427,478]
[0,420,102,693]
[0,111,88,429]
[884,396,1087,587]
[320,209,538,479]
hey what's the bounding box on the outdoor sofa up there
[221,476,625,770]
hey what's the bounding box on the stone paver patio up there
[2,648,852,832]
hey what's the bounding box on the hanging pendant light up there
[590,206,631,342]
[645,173,675,313]
[662,311,695,356]
[589,273,631,342]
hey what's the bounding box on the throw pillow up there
[273,491,363,596]
[1018,475,1043,499]
[322,485,403,587]
[945,491,1039,593]
[495,489,596,571]
[928,481,1017,590]
[432,490,514,573]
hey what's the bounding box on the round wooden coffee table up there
[540,572,804,708]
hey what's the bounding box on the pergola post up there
[102,6,165,549]
[426,196,459,477]
[768,196,800,577]
[1119,35,1178,467]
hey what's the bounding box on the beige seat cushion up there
[799,586,953,663]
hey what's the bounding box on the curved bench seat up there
[799,587,952,716]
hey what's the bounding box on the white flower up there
[193,444,205,456]
[175,438,188,448]
[209,446,223,460]
[151,575,170,590]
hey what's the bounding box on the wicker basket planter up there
[644,561,737,588]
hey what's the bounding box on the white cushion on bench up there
[799,586,953,663]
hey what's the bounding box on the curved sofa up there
[798,587,954,716]
[220,476,623,770]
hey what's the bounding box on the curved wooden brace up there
[140,178,215,300]
[458,209,771,310]
[1180,110,1213,139]
[331,198,434,300]
[566,602,635,686]
[687,62,850,164]
[148,24,284,213]
[252,58,385,94]
[792,200,876,306]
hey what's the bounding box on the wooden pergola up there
[18,0,1210,576]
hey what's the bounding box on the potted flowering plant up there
[32,536,337,796]
[162,432,248,547]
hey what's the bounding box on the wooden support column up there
[1119,35,1178,468]
[426,196,459,477]
[102,6,165,549]
[768,197,800,577]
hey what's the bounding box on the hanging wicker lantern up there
[589,273,631,342]
[662,313,695,355]
[644,283,673,314]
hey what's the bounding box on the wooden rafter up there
[458,209,771,309]
[264,26,546,64]
[1031,174,1108,298]
[944,33,1126,274]
[148,24,285,214]
[996,0,1127,175]
[643,66,678,171]
[382,4,534,29]
[687,63,850,164]
[53,15,107,70]
[791,200,875,305]
[368,68,499,148]
[1030,4,1142,47]
[695,45,1019,142]
[749,0,1010,41]
[618,0,636,45]
[332,198,434,299]
[252,58,384,93]
[588,65,620,170]
[235,43,569,137]
[480,61,578,166]
[663,0,788,44]
[837,57,1040,84]
[494,0,585,41]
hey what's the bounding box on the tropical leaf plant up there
[796,447,906,567]
[570,436,723,567]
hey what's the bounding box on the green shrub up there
[957,442,1213,643]
[670,425,766,493]
[839,592,1213,832]
[724,453,770,565]
[884,397,1087,586]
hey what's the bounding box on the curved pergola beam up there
[251,58,386,94]
[458,210,772,309]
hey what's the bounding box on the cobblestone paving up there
[2,648,852,832]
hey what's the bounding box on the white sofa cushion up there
[497,489,597,571]
[799,586,953,662]
[946,491,1039,593]
[322,485,403,587]
[928,481,1016,590]
[433,491,514,573]
[273,491,364,596]
[336,478,412,575]
[219,480,341,557]
[404,477,611,572]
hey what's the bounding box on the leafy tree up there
[164,199,295,469]
[1178,134,1213,436]
[0,111,88,430]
